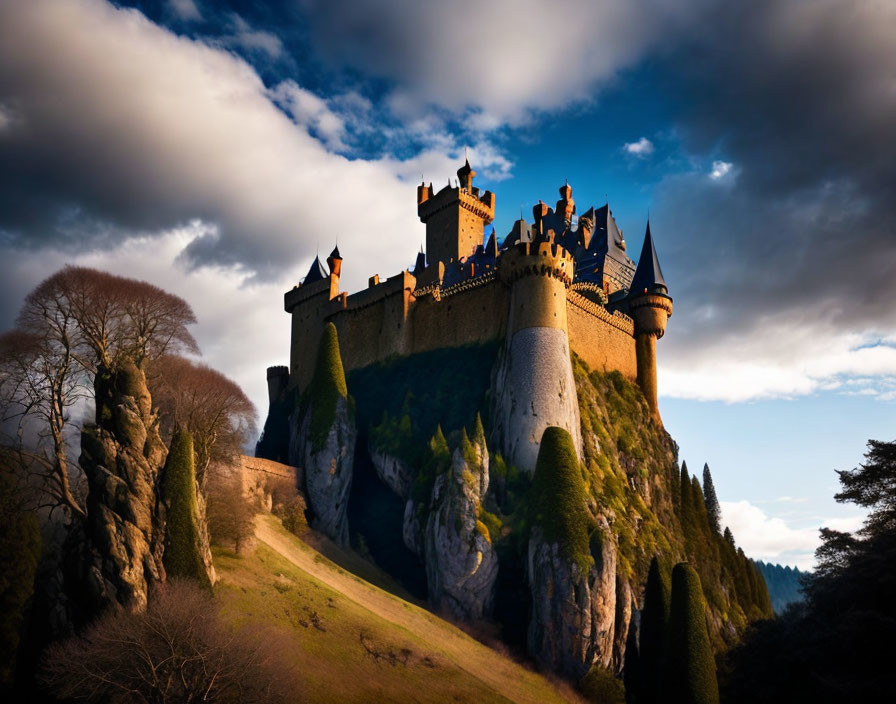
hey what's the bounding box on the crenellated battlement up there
[276,159,672,420]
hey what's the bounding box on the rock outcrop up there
[527,523,618,678]
[290,396,355,544]
[370,447,414,499]
[423,432,498,620]
[289,323,355,545]
[78,361,168,613]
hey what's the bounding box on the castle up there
[268,159,672,473]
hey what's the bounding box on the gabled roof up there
[505,218,533,247]
[303,255,328,284]
[629,222,668,296]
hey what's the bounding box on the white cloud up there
[0,227,291,440]
[720,499,864,570]
[709,160,733,179]
[168,0,201,22]
[624,137,655,157]
[0,0,513,293]
[226,14,283,58]
[270,80,348,150]
[659,313,896,403]
[303,0,713,123]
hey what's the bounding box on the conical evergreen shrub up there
[639,556,670,704]
[529,426,594,571]
[306,322,348,452]
[663,562,719,704]
[162,429,210,588]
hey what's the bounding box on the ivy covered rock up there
[289,323,355,544]
[423,425,498,620]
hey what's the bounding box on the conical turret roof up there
[303,255,328,284]
[629,222,668,296]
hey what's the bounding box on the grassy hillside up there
[213,514,578,704]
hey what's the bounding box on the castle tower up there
[627,223,673,420]
[555,181,575,224]
[327,245,342,278]
[417,159,495,266]
[266,365,290,404]
[492,239,582,473]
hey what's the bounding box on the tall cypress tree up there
[639,556,670,704]
[702,464,722,534]
[663,563,719,704]
[162,429,210,588]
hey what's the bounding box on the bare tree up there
[0,328,86,518]
[25,266,199,373]
[0,266,199,517]
[206,470,257,552]
[42,580,299,703]
[149,355,256,484]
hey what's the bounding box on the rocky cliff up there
[77,361,168,613]
[264,341,771,684]
[289,322,356,545]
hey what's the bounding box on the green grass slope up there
[213,514,578,704]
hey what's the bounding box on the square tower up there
[417,160,495,266]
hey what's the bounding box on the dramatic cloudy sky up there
[2,0,894,568]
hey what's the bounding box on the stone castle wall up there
[287,265,639,391]
[567,292,638,380]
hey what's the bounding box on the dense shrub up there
[662,563,719,704]
[305,322,348,452]
[161,429,209,587]
[529,426,594,571]
[0,472,41,684]
[579,665,626,703]
[42,580,298,702]
[207,471,256,552]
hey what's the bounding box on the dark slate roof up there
[573,204,635,288]
[303,255,328,284]
[484,229,498,258]
[329,244,341,260]
[504,218,532,247]
[629,222,668,296]
[412,248,426,275]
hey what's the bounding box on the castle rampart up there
[277,160,672,434]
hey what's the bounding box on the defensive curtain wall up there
[284,261,637,393]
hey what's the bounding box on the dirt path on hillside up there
[255,517,572,704]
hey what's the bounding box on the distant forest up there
[754,560,806,613]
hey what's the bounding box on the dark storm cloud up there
[653,0,896,330]
[0,0,433,286]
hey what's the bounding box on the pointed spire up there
[457,157,475,190]
[327,245,342,277]
[629,222,668,296]
[412,247,427,276]
[484,228,498,258]
[303,255,328,284]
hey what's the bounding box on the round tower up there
[628,223,672,420]
[266,365,290,405]
[492,240,582,473]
